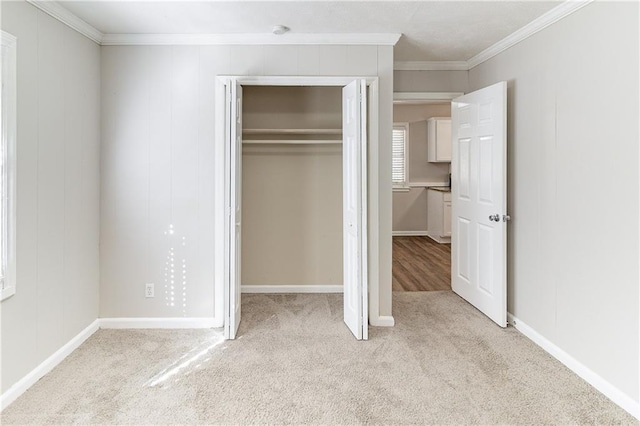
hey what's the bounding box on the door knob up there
[489,214,500,222]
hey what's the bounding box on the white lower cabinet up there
[427,188,452,243]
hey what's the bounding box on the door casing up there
[214,76,380,333]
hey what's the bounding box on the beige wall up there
[242,86,342,131]
[242,146,343,285]
[242,87,342,286]
[392,103,450,233]
[394,70,469,93]
[0,1,101,393]
[392,189,428,233]
[469,1,639,403]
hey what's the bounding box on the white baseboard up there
[392,231,429,237]
[99,317,220,329]
[370,315,395,327]
[426,233,451,244]
[0,319,100,411]
[241,285,343,293]
[507,313,639,419]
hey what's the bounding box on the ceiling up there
[59,1,561,62]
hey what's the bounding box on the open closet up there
[241,86,343,293]
[220,78,370,341]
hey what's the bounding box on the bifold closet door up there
[342,79,368,340]
[225,81,242,339]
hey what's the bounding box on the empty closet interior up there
[241,86,343,290]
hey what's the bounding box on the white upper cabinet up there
[427,117,452,162]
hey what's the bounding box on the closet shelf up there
[243,139,342,145]
[243,128,342,135]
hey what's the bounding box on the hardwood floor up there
[392,236,451,291]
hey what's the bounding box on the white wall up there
[100,45,394,319]
[0,2,101,394]
[469,1,639,404]
[393,103,450,233]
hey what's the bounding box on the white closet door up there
[342,79,368,340]
[225,81,242,339]
[451,81,508,327]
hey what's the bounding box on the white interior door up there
[225,81,242,339]
[451,81,508,327]
[342,79,368,340]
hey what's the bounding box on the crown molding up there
[101,33,401,46]
[26,1,400,47]
[466,0,594,69]
[395,0,594,72]
[26,0,104,44]
[26,0,590,69]
[394,61,468,71]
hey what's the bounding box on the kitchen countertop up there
[428,186,451,193]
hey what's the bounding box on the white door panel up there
[225,81,242,339]
[451,81,507,327]
[342,79,368,340]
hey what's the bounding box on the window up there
[392,123,409,190]
[1,30,17,301]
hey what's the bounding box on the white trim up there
[219,75,378,86]
[367,79,380,327]
[214,78,226,339]
[392,186,410,193]
[466,0,594,69]
[241,285,343,294]
[394,61,468,71]
[394,92,463,104]
[1,30,18,302]
[0,286,15,301]
[359,77,369,340]
[370,315,395,327]
[508,313,640,420]
[25,1,103,44]
[99,317,220,329]
[426,233,450,244]
[216,75,379,338]
[392,231,429,237]
[0,319,99,411]
[101,33,401,46]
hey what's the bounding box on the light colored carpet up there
[2,292,636,425]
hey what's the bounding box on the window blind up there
[392,126,407,186]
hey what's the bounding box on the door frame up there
[214,76,379,333]
[393,91,464,105]
[391,90,463,284]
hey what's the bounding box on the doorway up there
[391,93,459,293]
[217,77,374,341]
[391,85,509,328]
